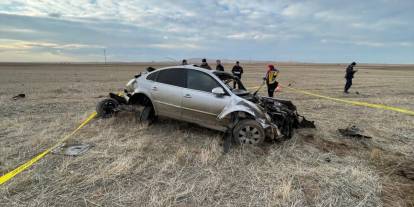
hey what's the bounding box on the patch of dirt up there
[50,88,82,94]
[298,131,414,206]
[368,147,414,206]
[300,133,361,156]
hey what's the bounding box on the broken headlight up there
[125,78,136,93]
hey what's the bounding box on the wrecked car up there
[97,65,314,145]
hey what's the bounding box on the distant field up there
[1,62,413,206]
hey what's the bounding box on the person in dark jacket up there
[231,61,243,89]
[216,59,224,71]
[344,62,357,93]
[264,64,279,97]
[200,58,212,70]
[181,59,188,65]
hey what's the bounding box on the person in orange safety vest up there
[264,64,279,97]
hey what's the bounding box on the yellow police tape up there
[0,112,97,185]
[248,85,414,116]
[2,86,413,185]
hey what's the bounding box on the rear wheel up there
[136,105,156,126]
[233,119,265,145]
[96,98,119,118]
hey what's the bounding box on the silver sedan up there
[97,65,314,145]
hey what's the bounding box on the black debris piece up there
[338,125,372,139]
[297,116,316,128]
[12,93,25,100]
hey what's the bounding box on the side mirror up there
[212,87,225,96]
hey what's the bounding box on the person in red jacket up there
[264,64,279,97]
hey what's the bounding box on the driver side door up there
[181,70,231,129]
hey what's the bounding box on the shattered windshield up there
[213,71,246,91]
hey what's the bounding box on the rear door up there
[151,68,186,119]
[182,70,231,128]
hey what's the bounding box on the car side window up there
[156,68,186,87]
[187,70,221,93]
[146,71,159,81]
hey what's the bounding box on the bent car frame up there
[97,65,314,146]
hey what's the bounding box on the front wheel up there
[233,119,265,145]
[96,98,119,118]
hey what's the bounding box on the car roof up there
[156,65,217,74]
[146,65,241,95]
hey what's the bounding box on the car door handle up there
[152,86,157,91]
[184,94,192,98]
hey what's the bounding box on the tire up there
[136,105,156,125]
[282,117,294,139]
[233,119,265,145]
[96,98,119,118]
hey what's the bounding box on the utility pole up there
[103,49,107,64]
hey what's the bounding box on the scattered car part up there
[96,98,119,118]
[338,125,372,139]
[52,143,93,156]
[297,115,316,128]
[12,93,25,100]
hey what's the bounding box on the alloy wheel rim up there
[238,125,261,144]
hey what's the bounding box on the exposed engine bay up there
[214,71,315,140]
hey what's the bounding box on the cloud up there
[281,3,311,17]
[321,38,413,48]
[149,43,202,49]
[0,39,103,50]
[226,32,272,40]
[0,0,413,63]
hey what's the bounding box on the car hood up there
[218,95,269,124]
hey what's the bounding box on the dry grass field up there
[0,62,413,206]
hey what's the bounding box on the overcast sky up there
[0,0,413,63]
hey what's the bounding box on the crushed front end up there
[257,96,315,139]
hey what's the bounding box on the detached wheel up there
[233,119,265,145]
[96,98,119,118]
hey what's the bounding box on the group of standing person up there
[181,58,357,97]
[182,58,245,89]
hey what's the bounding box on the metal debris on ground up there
[12,93,25,100]
[338,125,372,139]
[297,116,316,128]
[52,143,93,156]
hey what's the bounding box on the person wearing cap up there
[264,65,279,97]
[216,59,224,71]
[200,58,212,70]
[344,62,357,94]
[231,61,243,89]
[181,59,188,65]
